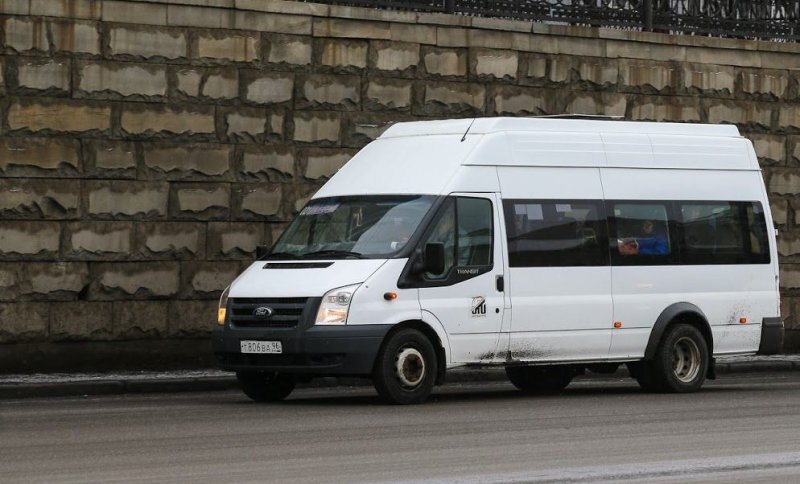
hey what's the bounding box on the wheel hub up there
[395,347,425,387]
[672,336,701,383]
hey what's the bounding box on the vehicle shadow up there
[227,385,638,406]
[222,377,756,407]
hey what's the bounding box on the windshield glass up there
[268,195,436,259]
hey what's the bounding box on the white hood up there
[229,259,389,298]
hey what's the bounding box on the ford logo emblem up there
[253,306,274,319]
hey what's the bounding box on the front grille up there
[229,297,309,328]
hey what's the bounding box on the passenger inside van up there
[618,220,669,256]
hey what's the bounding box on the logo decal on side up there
[471,297,486,317]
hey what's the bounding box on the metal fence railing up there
[302,1,800,42]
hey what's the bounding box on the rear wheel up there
[236,371,296,402]
[373,328,438,405]
[505,365,574,394]
[634,323,709,393]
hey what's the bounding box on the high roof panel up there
[380,117,742,139]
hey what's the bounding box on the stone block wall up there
[1,0,799,370]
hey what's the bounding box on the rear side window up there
[609,202,673,265]
[679,201,770,264]
[503,200,608,267]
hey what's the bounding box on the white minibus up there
[213,117,783,404]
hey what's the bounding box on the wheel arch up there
[644,302,713,360]
[375,319,449,385]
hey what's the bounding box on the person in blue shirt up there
[618,220,668,256]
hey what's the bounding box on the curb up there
[1,360,798,400]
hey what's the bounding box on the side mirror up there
[423,243,446,275]
[255,245,270,259]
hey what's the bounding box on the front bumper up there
[212,322,392,377]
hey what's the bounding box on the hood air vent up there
[263,262,334,269]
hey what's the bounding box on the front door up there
[416,194,507,364]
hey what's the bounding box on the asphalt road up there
[2,372,800,483]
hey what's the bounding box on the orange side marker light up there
[613,321,622,328]
[739,317,747,324]
[384,292,398,301]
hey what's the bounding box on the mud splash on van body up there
[506,343,556,363]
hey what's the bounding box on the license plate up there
[240,340,282,354]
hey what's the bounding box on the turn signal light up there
[384,292,398,301]
[613,321,622,328]
[217,308,226,325]
[739,317,747,324]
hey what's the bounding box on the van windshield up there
[267,195,436,259]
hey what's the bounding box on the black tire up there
[627,361,661,391]
[635,323,709,393]
[373,328,438,405]
[505,365,574,395]
[236,371,296,402]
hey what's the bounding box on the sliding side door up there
[498,167,613,362]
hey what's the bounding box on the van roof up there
[314,117,757,199]
[379,117,742,139]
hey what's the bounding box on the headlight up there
[217,286,230,325]
[315,284,361,325]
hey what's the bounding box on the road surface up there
[2,372,799,483]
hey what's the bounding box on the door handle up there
[496,275,504,292]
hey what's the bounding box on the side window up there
[503,199,608,267]
[610,202,672,264]
[422,200,456,280]
[745,203,770,263]
[421,197,493,281]
[457,197,493,267]
[680,201,770,264]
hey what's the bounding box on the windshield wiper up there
[301,250,366,259]
[265,251,302,260]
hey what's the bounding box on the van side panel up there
[600,168,765,202]
[347,259,422,327]
[609,266,770,357]
[498,166,613,362]
[602,169,774,357]
[498,167,605,199]
[443,165,501,193]
[601,133,653,166]
[502,131,606,167]
[648,135,751,170]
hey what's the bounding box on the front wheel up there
[373,328,438,405]
[236,371,296,402]
[634,323,709,393]
[505,365,574,394]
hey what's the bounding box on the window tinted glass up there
[421,199,456,280]
[746,203,770,263]
[680,201,770,264]
[270,195,434,259]
[421,197,494,280]
[503,200,608,267]
[610,202,672,264]
[457,197,493,266]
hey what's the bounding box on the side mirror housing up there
[255,245,270,259]
[423,243,446,275]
